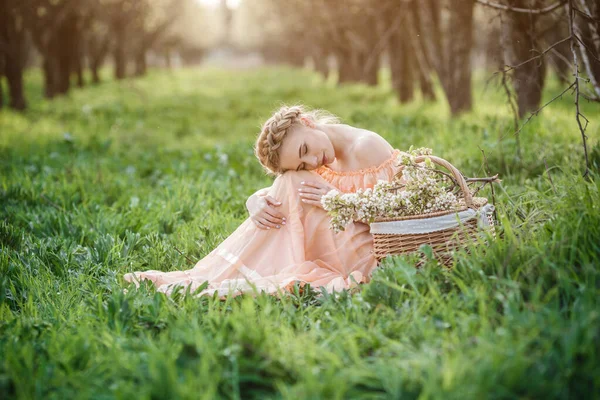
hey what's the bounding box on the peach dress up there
[123,149,403,299]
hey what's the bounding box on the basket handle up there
[412,155,473,208]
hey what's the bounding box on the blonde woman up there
[123,105,405,298]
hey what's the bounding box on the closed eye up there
[297,143,308,171]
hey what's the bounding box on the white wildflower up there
[321,147,461,232]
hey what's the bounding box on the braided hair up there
[254,104,339,175]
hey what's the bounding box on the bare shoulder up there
[346,126,395,166]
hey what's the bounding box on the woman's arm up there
[245,186,270,211]
[246,186,286,229]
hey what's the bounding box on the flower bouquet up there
[321,147,498,266]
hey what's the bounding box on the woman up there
[123,105,405,298]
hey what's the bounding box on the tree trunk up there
[336,48,360,84]
[0,74,4,110]
[114,23,126,80]
[357,50,379,86]
[134,48,147,76]
[56,44,72,95]
[576,1,600,98]
[389,13,414,103]
[312,46,329,79]
[411,1,436,101]
[418,66,435,101]
[286,48,305,68]
[76,57,84,87]
[43,57,55,98]
[545,24,571,84]
[73,16,84,88]
[4,53,26,110]
[446,0,475,115]
[91,65,100,84]
[53,13,78,96]
[73,39,84,88]
[0,0,27,110]
[426,0,446,88]
[506,0,547,118]
[88,34,110,84]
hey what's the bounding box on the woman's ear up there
[300,116,316,129]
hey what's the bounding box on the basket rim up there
[371,197,489,223]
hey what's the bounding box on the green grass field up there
[1,66,599,399]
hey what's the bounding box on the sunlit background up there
[0,0,598,117]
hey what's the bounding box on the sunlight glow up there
[195,0,241,8]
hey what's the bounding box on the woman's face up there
[277,124,335,172]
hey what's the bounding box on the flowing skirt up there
[122,169,378,299]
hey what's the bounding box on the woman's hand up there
[247,194,286,230]
[298,180,336,209]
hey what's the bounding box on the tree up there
[0,0,28,110]
[505,0,549,118]
[446,0,476,114]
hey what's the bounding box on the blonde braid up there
[255,104,341,175]
[255,105,303,174]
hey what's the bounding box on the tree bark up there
[545,23,571,84]
[312,46,330,79]
[418,64,436,101]
[575,1,600,98]
[91,66,100,84]
[73,31,84,87]
[411,1,436,101]
[114,23,127,80]
[0,73,4,110]
[389,12,414,103]
[506,0,547,118]
[425,0,446,89]
[88,34,110,84]
[134,49,147,77]
[4,53,26,110]
[336,48,360,84]
[0,0,27,110]
[43,57,56,98]
[446,0,475,115]
[75,56,84,87]
[357,50,379,86]
[56,17,75,96]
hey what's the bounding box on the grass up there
[1,65,599,399]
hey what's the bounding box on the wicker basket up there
[370,155,496,267]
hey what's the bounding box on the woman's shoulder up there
[341,125,395,165]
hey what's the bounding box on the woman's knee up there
[269,170,323,200]
[275,170,324,188]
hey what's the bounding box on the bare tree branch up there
[497,81,576,142]
[573,6,600,22]
[568,0,591,177]
[497,10,521,158]
[574,34,600,62]
[475,0,566,14]
[499,36,571,73]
